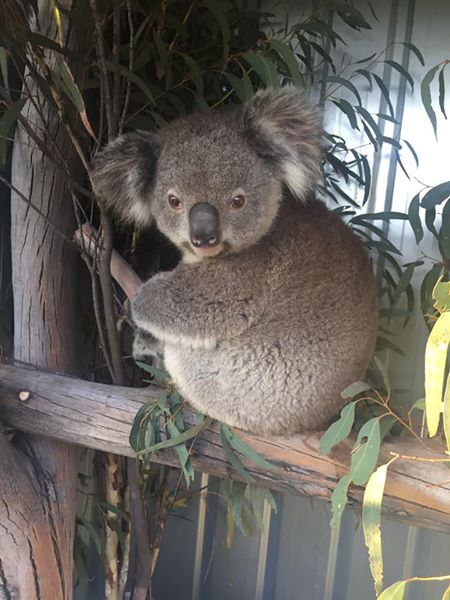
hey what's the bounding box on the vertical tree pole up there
[0,1,81,597]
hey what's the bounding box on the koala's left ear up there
[91,131,161,227]
[242,86,322,200]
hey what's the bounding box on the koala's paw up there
[132,330,161,362]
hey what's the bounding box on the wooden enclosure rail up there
[1,362,450,533]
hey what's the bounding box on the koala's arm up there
[131,259,266,349]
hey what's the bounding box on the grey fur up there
[92,86,378,436]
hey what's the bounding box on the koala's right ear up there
[91,132,161,226]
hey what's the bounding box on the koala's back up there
[163,197,378,435]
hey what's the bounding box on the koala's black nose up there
[189,202,220,248]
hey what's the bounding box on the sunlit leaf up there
[350,418,381,486]
[363,463,388,596]
[378,580,406,599]
[320,402,356,455]
[425,311,450,437]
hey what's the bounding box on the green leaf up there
[351,211,408,223]
[421,264,443,326]
[340,382,371,399]
[129,400,156,451]
[378,580,406,600]
[320,402,356,455]
[374,356,391,397]
[433,279,450,313]
[166,420,195,485]
[350,418,381,486]
[355,106,382,142]
[443,373,450,454]
[332,98,359,130]
[221,425,255,483]
[0,47,9,91]
[363,463,388,596]
[325,75,362,105]
[330,474,351,528]
[269,39,303,86]
[421,64,441,137]
[243,53,279,87]
[407,194,423,243]
[177,52,203,95]
[135,361,169,381]
[421,181,450,209]
[384,59,414,91]
[401,42,425,66]
[0,97,26,165]
[136,416,212,455]
[442,586,450,600]
[439,64,448,119]
[425,311,450,437]
[355,69,373,90]
[439,199,450,259]
[221,425,276,470]
[203,0,230,60]
[373,73,394,116]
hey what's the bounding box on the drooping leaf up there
[0,47,9,92]
[438,64,448,120]
[373,73,394,116]
[332,98,359,130]
[221,425,276,470]
[363,463,388,596]
[374,356,391,397]
[443,373,450,454]
[269,39,303,86]
[0,97,26,164]
[221,425,255,483]
[425,311,450,437]
[203,0,230,60]
[407,194,423,243]
[400,42,425,66]
[421,63,441,137]
[136,416,212,455]
[320,402,356,455]
[330,474,351,528]
[166,420,195,485]
[350,417,381,486]
[378,580,406,600]
[384,59,414,91]
[421,181,450,209]
[243,53,279,87]
[325,75,362,105]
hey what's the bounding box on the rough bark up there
[1,363,450,535]
[0,2,82,598]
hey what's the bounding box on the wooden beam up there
[1,362,449,533]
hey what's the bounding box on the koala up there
[92,86,378,436]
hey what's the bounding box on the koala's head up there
[92,86,321,261]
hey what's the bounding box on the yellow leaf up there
[444,373,450,453]
[425,311,450,437]
[363,463,388,596]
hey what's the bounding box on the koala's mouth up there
[181,240,228,260]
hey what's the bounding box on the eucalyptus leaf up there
[350,418,381,486]
[407,194,423,243]
[378,580,406,600]
[330,474,351,528]
[320,402,356,455]
[421,64,441,137]
[363,463,388,596]
[221,425,276,470]
[425,311,450,437]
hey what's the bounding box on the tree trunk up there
[0,2,82,598]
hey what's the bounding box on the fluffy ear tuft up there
[91,132,161,226]
[242,86,322,200]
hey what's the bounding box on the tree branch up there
[1,362,450,534]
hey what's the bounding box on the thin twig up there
[119,0,134,134]
[90,0,113,140]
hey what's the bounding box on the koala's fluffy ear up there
[91,132,161,226]
[242,86,322,200]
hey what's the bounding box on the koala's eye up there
[168,194,183,210]
[230,194,246,210]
